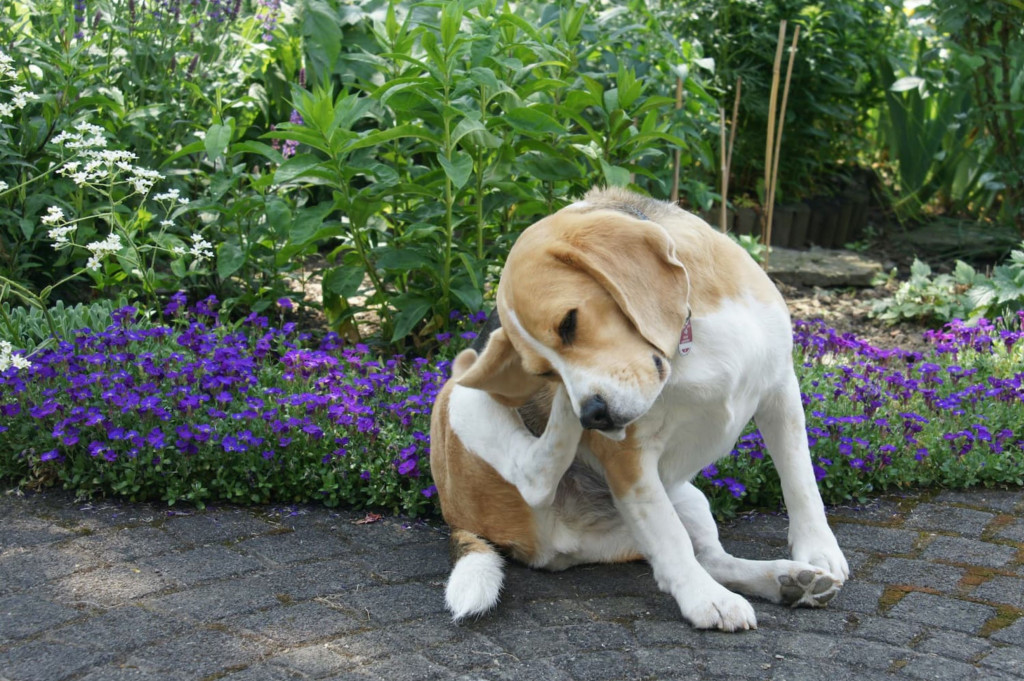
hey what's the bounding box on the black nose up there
[580,395,615,431]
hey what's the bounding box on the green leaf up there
[953,260,977,284]
[437,151,473,190]
[229,141,284,163]
[505,107,565,135]
[216,242,246,280]
[451,280,482,312]
[909,259,933,279]
[451,117,487,147]
[204,123,232,161]
[322,265,365,297]
[289,203,335,246]
[390,297,432,342]
[265,199,292,236]
[516,153,581,182]
[273,155,323,185]
[303,0,343,79]
[890,76,925,92]
[376,248,433,271]
[161,139,206,166]
[599,159,631,187]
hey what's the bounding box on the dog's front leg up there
[755,375,850,581]
[588,436,757,631]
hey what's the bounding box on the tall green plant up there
[285,0,713,348]
[666,0,903,203]
[914,0,1024,233]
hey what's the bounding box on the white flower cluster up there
[0,50,14,79]
[51,122,165,194]
[189,234,214,263]
[0,340,31,372]
[152,187,189,205]
[84,233,123,271]
[40,207,77,248]
[0,49,40,118]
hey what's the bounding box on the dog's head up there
[480,204,690,439]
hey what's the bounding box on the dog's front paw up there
[777,566,841,608]
[677,583,757,632]
[791,531,850,583]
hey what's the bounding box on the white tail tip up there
[445,550,505,621]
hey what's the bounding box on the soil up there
[777,280,934,355]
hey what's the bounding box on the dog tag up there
[678,315,693,356]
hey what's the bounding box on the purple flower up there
[111,306,137,326]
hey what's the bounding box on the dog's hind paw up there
[778,569,841,608]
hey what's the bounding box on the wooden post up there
[766,25,800,253]
[671,76,684,203]
[721,77,742,234]
[764,20,787,249]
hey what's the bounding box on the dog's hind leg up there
[669,481,841,607]
[445,529,505,621]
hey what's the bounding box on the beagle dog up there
[430,187,848,631]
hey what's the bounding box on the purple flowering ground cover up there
[1,295,1022,519]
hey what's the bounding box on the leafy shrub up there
[2,0,720,348]
[870,244,1024,325]
[0,296,130,352]
[0,0,305,315]
[912,0,1024,231]
[667,0,904,203]
[283,0,717,346]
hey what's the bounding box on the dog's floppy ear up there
[558,216,689,357]
[456,328,547,407]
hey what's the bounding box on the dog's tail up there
[445,528,505,621]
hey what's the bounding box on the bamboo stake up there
[727,77,742,178]
[719,107,727,232]
[720,77,742,234]
[671,76,684,203]
[763,20,787,249]
[765,25,800,253]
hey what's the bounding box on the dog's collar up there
[678,307,693,356]
[618,205,650,221]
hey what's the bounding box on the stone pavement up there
[2,487,1024,681]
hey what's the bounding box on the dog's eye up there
[557,309,577,346]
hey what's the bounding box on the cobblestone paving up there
[2,487,1023,681]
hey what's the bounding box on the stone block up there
[903,503,996,536]
[921,536,1017,568]
[0,594,80,643]
[870,557,964,593]
[887,592,996,634]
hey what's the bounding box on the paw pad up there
[778,571,840,607]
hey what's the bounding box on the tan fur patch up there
[456,328,548,407]
[583,428,645,499]
[448,528,496,564]
[429,379,538,563]
[572,188,784,314]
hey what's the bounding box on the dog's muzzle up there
[579,395,628,436]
